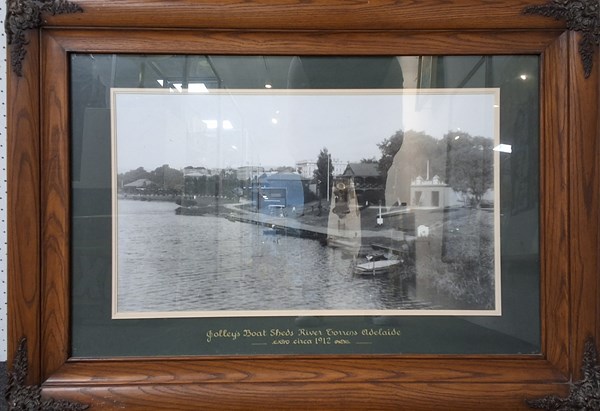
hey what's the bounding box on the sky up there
[113,89,498,173]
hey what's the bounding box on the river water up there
[116,199,430,314]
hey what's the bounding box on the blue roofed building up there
[253,172,307,216]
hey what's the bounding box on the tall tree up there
[444,132,494,206]
[314,147,333,199]
[150,164,184,194]
[379,130,444,204]
[377,129,404,181]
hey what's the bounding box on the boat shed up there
[255,172,306,215]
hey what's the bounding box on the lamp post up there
[327,153,331,203]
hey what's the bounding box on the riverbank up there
[168,195,415,258]
[118,194,399,264]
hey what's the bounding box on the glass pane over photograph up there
[71,55,540,356]
[111,88,500,317]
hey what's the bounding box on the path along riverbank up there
[119,193,414,257]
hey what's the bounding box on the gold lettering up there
[326,328,358,337]
[270,328,294,337]
[298,328,322,337]
[243,329,266,338]
[206,329,241,343]
[360,328,402,337]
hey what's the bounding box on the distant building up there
[183,167,212,178]
[295,160,317,179]
[342,163,385,205]
[410,175,460,208]
[331,159,348,176]
[296,159,348,179]
[122,178,156,194]
[254,172,307,215]
[236,165,265,181]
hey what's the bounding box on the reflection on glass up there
[71,55,540,356]
[111,88,500,317]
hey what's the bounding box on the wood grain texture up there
[43,0,564,31]
[37,27,576,409]
[540,32,570,377]
[597,38,600,359]
[50,29,562,56]
[33,24,581,409]
[7,0,599,409]
[7,33,41,384]
[40,33,71,381]
[567,31,600,377]
[45,357,565,386]
[41,382,569,410]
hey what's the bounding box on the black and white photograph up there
[111,88,501,318]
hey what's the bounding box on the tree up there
[119,166,151,186]
[378,130,445,204]
[150,164,184,194]
[444,132,494,206]
[384,131,445,179]
[314,147,333,199]
[376,129,404,181]
[219,168,241,198]
[375,129,493,207]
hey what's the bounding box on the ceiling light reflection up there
[202,120,234,130]
[493,144,512,153]
[188,83,209,93]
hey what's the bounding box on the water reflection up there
[117,199,431,313]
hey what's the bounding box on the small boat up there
[353,259,401,275]
[175,206,207,216]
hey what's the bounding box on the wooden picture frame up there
[6,0,599,409]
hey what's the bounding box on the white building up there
[410,175,461,209]
[295,160,317,179]
[296,158,348,179]
[183,167,212,178]
[332,159,349,176]
[236,165,265,181]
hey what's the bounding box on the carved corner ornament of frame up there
[524,0,600,78]
[5,338,89,411]
[527,337,600,410]
[5,0,83,76]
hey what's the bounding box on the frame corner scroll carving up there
[527,337,600,410]
[523,0,600,78]
[5,338,89,411]
[5,0,83,76]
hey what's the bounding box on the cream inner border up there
[110,88,501,319]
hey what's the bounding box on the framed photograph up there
[7,0,599,409]
[111,87,501,319]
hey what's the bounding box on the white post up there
[327,153,330,203]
